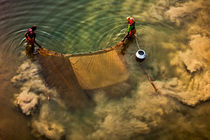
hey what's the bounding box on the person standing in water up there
[122,16,136,42]
[25,25,42,54]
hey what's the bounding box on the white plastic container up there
[136,49,146,62]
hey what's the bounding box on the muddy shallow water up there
[0,0,210,139]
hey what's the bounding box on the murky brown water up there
[0,54,36,140]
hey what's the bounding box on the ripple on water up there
[0,0,140,54]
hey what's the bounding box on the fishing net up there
[37,54,90,108]
[69,48,128,89]
[38,42,129,90]
[37,42,129,108]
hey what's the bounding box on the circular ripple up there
[0,0,158,55]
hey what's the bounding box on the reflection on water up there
[0,0,210,139]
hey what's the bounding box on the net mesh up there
[69,48,129,89]
[37,54,91,108]
[38,42,129,90]
[37,42,129,108]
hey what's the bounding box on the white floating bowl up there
[136,49,146,62]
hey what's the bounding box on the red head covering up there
[127,16,135,24]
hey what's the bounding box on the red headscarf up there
[127,16,135,25]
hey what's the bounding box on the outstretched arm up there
[35,41,42,48]
[24,32,28,40]
[34,34,42,48]
[121,33,129,42]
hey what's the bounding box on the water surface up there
[0,0,209,139]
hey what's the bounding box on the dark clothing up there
[27,30,36,39]
[25,28,36,45]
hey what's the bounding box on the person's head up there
[31,25,37,31]
[127,16,135,24]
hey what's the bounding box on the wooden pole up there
[142,67,158,93]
